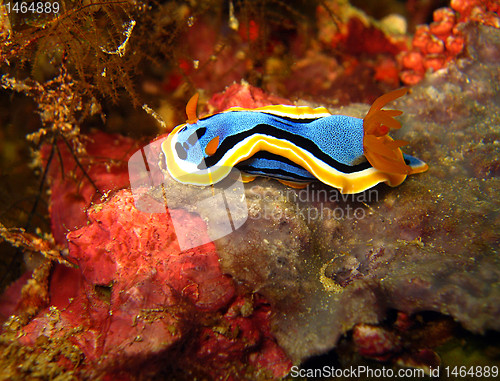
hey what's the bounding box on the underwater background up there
[0,0,499,379]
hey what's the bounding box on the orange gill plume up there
[363,88,413,175]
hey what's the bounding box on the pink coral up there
[15,190,291,379]
[42,131,139,245]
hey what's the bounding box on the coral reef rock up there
[184,23,500,363]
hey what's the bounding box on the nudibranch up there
[161,89,428,194]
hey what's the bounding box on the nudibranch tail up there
[363,88,417,175]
